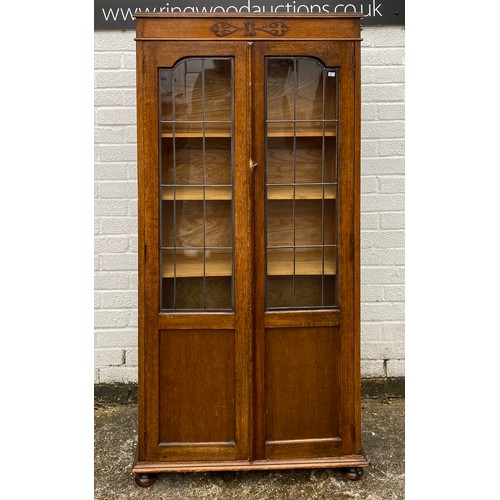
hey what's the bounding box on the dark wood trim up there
[251,41,266,462]
[337,41,357,458]
[157,444,240,462]
[246,39,256,464]
[265,438,342,460]
[136,39,147,462]
[160,441,236,447]
[133,454,369,474]
[158,313,235,330]
[266,437,340,445]
[141,41,162,461]
[352,36,363,455]
[233,40,254,461]
[136,15,361,41]
[264,310,341,328]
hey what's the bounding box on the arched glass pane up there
[265,57,339,310]
[159,58,234,311]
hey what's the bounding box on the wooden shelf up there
[161,126,334,139]
[267,123,337,138]
[162,251,232,278]
[162,186,232,201]
[268,249,336,276]
[267,185,336,200]
[267,129,336,138]
[162,248,336,277]
[162,131,232,138]
[161,124,232,138]
[162,185,334,201]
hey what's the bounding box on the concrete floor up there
[94,398,404,499]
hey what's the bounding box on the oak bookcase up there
[133,12,367,486]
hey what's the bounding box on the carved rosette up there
[210,20,290,37]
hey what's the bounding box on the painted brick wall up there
[358,27,405,378]
[94,26,405,383]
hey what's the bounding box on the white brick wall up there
[94,31,138,384]
[360,25,405,378]
[94,26,405,383]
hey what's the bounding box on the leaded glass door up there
[159,57,235,311]
[139,41,252,462]
[265,56,338,310]
[252,42,357,461]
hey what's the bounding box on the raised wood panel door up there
[252,41,359,460]
[138,41,252,462]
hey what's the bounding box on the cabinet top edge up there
[135,13,362,40]
[134,12,364,19]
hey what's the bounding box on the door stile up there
[336,42,358,456]
[244,40,255,462]
[140,41,162,460]
[251,42,267,461]
[136,39,147,461]
[352,39,362,455]
[232,41,253,461]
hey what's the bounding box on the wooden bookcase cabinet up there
[134,13,367,486]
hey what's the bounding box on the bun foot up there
[342,467,364,481]
[135,473,157,487]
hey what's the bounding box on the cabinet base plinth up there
[133,454,368,475]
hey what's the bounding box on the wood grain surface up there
[135,14,362,474]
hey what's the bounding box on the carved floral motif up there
[210,20,290,37]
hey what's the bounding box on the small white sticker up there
[328,71,336,77]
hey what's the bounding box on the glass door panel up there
[265,57,338,310]
[159,58,234,311]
